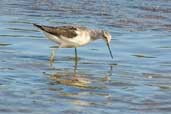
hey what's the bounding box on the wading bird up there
[33,24,113,65]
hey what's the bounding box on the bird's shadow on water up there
[45,60,114,89]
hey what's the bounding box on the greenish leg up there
[75,48,78,61]
[50,48,57,66]
[74,48,78,77]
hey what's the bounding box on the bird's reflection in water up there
[49,60,113,89]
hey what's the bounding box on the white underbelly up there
[43,31,91,48]
[43,31,77,48]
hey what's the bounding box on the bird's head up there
[102,30,112,43]
[101,30,113,59]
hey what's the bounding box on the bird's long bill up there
[106,42,113,59]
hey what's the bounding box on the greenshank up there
[33,24,113,63]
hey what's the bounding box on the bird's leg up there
[75,48,78,62]
[73,62,79,81]
[73,57,78,77]
[73,48,78,80]
[74,50,78,75]
[49,47,58,66]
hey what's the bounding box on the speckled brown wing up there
[33,24,78,38]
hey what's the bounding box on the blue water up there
[0,0,171,114]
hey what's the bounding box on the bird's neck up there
[90,30,103,41]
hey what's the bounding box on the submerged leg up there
[74,57,78,77]
[50,47,58,66]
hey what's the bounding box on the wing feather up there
[33,24,78,38]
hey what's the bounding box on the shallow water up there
[0,0,171,114]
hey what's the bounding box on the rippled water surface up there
[0,0,171,114]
